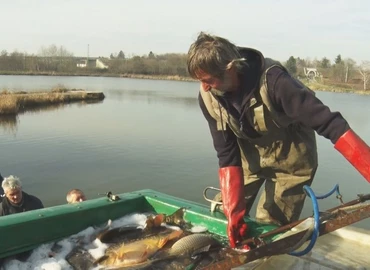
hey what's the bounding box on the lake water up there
[1,75,370,229]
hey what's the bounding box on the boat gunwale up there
[0,189,277,259]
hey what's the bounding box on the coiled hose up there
[289,184,341,256]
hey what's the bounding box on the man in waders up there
[187,32,370,248]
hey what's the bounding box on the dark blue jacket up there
[0,191,44,216]
[199,48,350,168]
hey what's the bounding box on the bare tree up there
[343,58,356,83]
[38,45,73,57]
[358,61,370,90]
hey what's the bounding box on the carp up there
[97,207,189,244]
[158,233,221,258]
[94,229,183,269]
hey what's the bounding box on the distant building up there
[76,57,109,69]
[96,59,109,69]
[304,67,321,80]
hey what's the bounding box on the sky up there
[1,0,369,63]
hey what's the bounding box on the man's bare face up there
[197,69,237,93]
[5,188,23,204]
[71,192,86,203]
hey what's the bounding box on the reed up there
[0,89,104,115]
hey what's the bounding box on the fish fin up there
[119,250,147,262]
[142,248,149,258]
[165,208,187,226]
[154,214,165,227]
[93,255,109,266]
[157,229,183,248]
[145,214,164,230]
[117,252,125,260]
[107,219,112,227]
[158,237,168,248]
[192,244,212,257]
[168,229,183,241]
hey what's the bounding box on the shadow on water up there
[107,89,198,108]
[0,114,19,134]
[0,100,104,133]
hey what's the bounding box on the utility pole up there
[87,44,89,68]
[23,52,26,71]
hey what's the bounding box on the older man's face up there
[5,188,23,204]
[71,192,86,203]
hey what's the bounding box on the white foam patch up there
[2,213,150,270]
[190,225,208,233]
[110,213,148,230]
[3,242,74,270]
[88,239,109,260]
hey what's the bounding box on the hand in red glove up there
[335,129,370,183]
[219,166,248,248]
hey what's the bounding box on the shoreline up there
[0,89,105,115]
[0,71,195,82]
[0,72,368,95]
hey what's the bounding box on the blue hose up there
[315,184,341,200]
[289,184,341,256]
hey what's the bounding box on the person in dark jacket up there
[0,175,44,216]
[187,32,370,248]
[0,172,3,202]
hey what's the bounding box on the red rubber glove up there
[219,166,248,248]
[335,129,370,183]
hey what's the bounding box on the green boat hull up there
[0,189,278,259]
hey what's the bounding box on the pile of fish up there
[66,208,225,270]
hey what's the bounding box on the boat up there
[0,188,369,269]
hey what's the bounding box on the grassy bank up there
[0,71,194,82]
[1,72,367,95]
[304,80,369,95]
[0,88,105,115]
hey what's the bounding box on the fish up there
[94,229,184,269]
[96,207,188,244]
[146,207,189,229]
[96,225,144,244]
[88,219,113,243]
[154,233,221,260]
[66,246,96,270]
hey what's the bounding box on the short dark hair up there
[187,32,244,79]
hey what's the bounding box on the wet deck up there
[236,226,370,269]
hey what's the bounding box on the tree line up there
[0,45,188,77]
[0,45,369,90]
[285,55,370,90]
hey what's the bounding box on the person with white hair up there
[0,175,44,216]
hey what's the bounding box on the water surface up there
[1,75,370,229]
